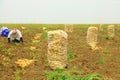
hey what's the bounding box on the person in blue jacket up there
[0,26,9,37]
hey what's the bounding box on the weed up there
[44,69,70,80]
[84,73,103,80]
[103,27,107,32]
[68,53,76,59]
[2,48,8,53]
[98,34,113,40]
[29,52,34,59]
[99,56,105,64]
[3,57,11,62]
[1,62,8,67]
[29,52,40,60]
[34,54,40,60]
[70,70,82,76]
[44,69,103,80]
[42,31,48,39]
[7,53,15,57]
[53,68,66,73]
[14,70,23,80]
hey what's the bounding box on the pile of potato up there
[32,33,42,42]
[15,59,34,68]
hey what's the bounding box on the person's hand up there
[20,37,23,42]
[8,38,10,43]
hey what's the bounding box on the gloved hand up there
[8,38,10,43]
[20,37,23,42]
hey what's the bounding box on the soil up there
[0,24,120,80]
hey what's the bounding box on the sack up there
[1,29,9,37]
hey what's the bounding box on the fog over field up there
[0,0,120,24]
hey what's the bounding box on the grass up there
[99,56,105,64]
[7,53,15,57]
[3,57,11,62]
[98,34,113,40]
[14,70,23,80]
[84,73,103,80]
[44,68,103,80]
[2,48,8,53]
[67,53,76,59]
[29,52,40,60]
[1,62,8,67]
[42,31,48,39]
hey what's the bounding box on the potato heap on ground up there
[64,24,73,33]
[15,59,34,68]
[32,33,42,42]
[87,26,98,50]
[30,46,36,50]
[48,30,68,69]
[21,26,26,30]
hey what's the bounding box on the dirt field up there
[0,24,120,80]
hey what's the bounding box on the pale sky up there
[0,0,120,24]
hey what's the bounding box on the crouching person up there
[8,28,23,43]
[0,26,9,37]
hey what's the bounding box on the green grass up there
[7,53,15,57]
[99,56,105,64]
[29,52,40,60]
[3,57,11,62]
[42,31,48,39]
[44,69,103,80]
[68,53,76,59]
[1,62,8,67]
[14,70,23,80]
[98,34,113,40]
[84,73,103,80]
[2,48,8,53]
